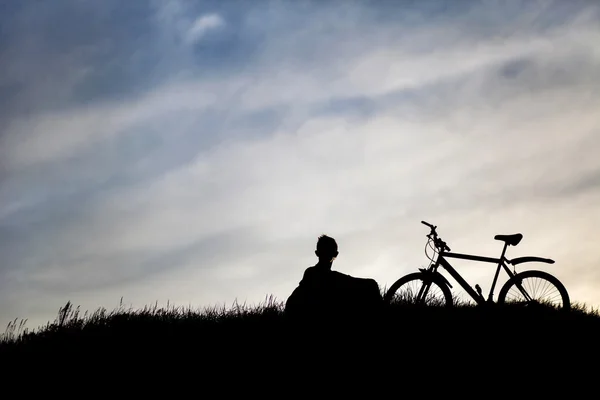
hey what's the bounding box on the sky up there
[1,0,600,331]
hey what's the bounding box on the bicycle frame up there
[430,242,517,304]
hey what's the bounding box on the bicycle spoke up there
[505,276,564,307]
[388,277,449,306]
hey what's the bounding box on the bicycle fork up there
[416,281,433,304]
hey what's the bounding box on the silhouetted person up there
[285,234,383,321]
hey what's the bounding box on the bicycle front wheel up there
[497,270,570,310]
[384,272,453,307]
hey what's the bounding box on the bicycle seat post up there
[499,241,508,261]
[488,242,509,302]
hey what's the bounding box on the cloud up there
[186,13,225,43]
[1,0,600,330]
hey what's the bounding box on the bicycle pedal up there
[475,284,483,297]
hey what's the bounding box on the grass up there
[3,293,599,349]
[1,296,284,344]
[2,293,599,387]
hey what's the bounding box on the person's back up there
[285,235,340,316]
[284,234,383,319]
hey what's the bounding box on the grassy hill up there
[2,295,599,391]
[3,295,599,360]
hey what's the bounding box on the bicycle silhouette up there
[383,221,570,310]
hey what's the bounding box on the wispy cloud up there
[1,0,599,330]
[186,13,225,43]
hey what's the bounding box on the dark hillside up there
[3,297,599,367]
[2,296,598,396]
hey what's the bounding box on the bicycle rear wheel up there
[497,270,570,310]
[384,272,453,307]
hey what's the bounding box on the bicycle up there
[383,221,570,310]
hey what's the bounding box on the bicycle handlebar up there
[421,220,451,252]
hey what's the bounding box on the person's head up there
[315,234,338,264]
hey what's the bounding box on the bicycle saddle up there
[494,233,523,246]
